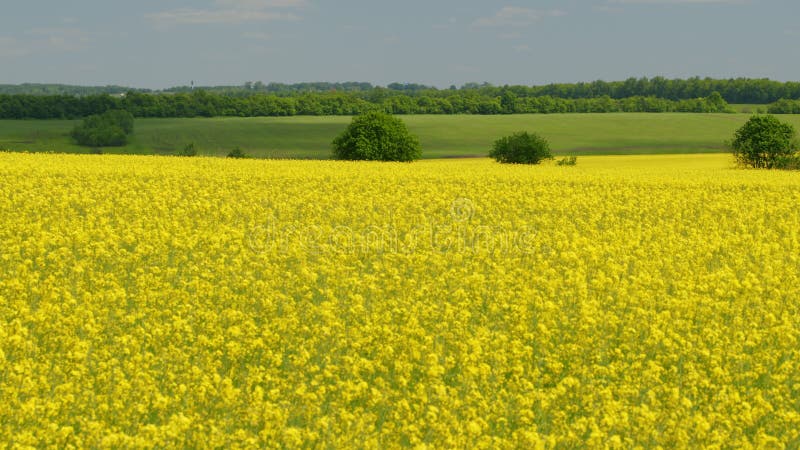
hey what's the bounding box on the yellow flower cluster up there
[1,152,799,448]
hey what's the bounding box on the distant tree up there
[730,115,798,169]
[706,91,726,109]
[102,109,134,134]
[332,111,421,161]
[490,131,553,164]
[71,109,134,147]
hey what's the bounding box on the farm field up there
[4,113,800,158]
[1,152,799,447]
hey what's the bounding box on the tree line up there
[0,90,734,119]
[4,77,799,104]
[165,77,800,104]
[469,77,800,104]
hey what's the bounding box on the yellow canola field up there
[1,153,799,448]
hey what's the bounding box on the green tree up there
[706,91,728,111]
[332,111,421,162]
[71,110,134,147]
[102,109,134,134]
[490,131,553,164]
[730,115,798,169]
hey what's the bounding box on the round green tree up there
[490,131,553,164]
[730,115,798,169]
[71,110,135,148]
[332,111,421,162]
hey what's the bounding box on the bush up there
[179,142,197,157]
[227,147,247,158]
[490,131,553,164]
[556,156,578,166]
[332,111,421,162]
[71,110,134,147]
[730,115,798,169]
[768,99,800,114]
[71,119,127,147]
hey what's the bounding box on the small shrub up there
[730,115,798,169]
[179,142,197,157]
[227,147,247,159]
[556,156,578,166]
[332,111,421,162]
[490,131,553,164]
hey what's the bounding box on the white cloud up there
[74,63,99,73]
[340,24,368,32]
[214,0,307,8]
[0,37,29,57]
[148,0,306,26]
[147,9,299,25]
[451,64,479,74]
[27,28,91,52]
[0,28,91,58]
[498,32,523,40]
[474,7,565,27]
[242,31,272,40]
[433,17,458,30]
[594,5,624,12]
[513,44,531,53]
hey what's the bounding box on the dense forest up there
[3,76,800,119]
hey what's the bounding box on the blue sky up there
[1,0,798,89]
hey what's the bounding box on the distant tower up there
[191,80,194,91]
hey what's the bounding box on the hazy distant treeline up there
[0,90,735,119]
[3,77,800,104]
[0,83,146,96]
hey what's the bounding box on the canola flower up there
[0,152,799,448]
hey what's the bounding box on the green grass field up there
[2,113,799,159]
